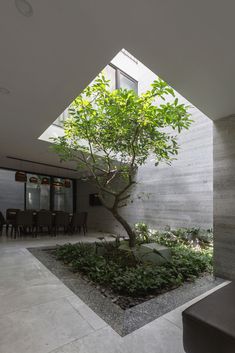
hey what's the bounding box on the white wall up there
[76,51,213,234]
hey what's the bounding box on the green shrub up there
[170,245,213,281]
[56,242,95,264]
[135,223,213,249]
[134,222,152,243]
[111,265,183,295]
[55,235,213,297]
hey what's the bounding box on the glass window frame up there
[108,63,138,94]
[51,176,74,213]
[53,64,138,129]
[11,168,77,212]
[53,108,69,128]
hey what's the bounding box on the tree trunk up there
[111,209,136,248]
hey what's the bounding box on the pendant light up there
[15,171,27,182]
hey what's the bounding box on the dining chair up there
[70,212,88,235]
[53,211,70,236]
[6,208,19,237]
[14,210,34,238]
[0,211,5,236]
[35,210,52,236]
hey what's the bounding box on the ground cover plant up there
[54,226,213,308]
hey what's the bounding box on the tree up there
[52,74,192,247]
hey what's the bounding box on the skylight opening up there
[38,48,193,144]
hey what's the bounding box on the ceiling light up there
[0,87,10,95]
[15,0,33,17]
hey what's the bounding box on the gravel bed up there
[29,245,224,336]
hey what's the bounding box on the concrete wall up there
[214,116,235,279]
[76,181,115,232]
[77,110,212,234]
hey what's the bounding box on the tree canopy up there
[52,73,192,246]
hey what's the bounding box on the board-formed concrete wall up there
[214,116,235,279]
[76,51,213,234]
[77,109,213,234]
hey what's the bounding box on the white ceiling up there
[0,0,234,177]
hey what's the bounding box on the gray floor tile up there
[120,317,185,353]
[66,295,107,330]
[163,280,230,329]
[0,282,73,315]
[0,262,60,294]
[0,297,93,353]
[0,234,222,353]
[51,326,122,353]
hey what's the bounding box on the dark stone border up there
[28,246,223,336]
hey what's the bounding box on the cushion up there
[183,282,235,353]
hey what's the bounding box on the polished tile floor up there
[0,233,228,353]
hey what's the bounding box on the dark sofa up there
[183,282,235,353]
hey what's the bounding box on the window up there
[26,174,50,210]
[103,65,116,91]
[24,173,74,212]
[104,64,138,93]
[53,64,138,129]
[118,71,138,92]
[53,107,69,128]
[52,177,73,213]
[0,169,25,215]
